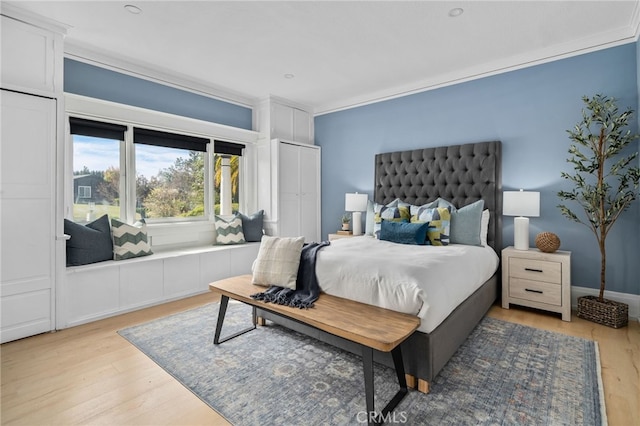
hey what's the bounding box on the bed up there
[256,140,502,392]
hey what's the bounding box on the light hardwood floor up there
[2,293,638,425]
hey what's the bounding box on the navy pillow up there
[64,215,113,266]
[379,220,429,245]
[235,210,264,242]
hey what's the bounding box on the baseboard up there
[571,286,640,323]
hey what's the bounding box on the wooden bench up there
[209,275,420,425]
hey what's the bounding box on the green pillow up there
[437,199,484,246]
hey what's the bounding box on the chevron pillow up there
[111,218,153,260]
[214,215,246,245]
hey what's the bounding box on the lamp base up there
[513,216,529,250]
[352,211,363,236]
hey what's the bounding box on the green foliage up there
[557,94,640,299]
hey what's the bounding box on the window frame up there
[65,94,259,247]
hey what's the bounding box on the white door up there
[1,90,56,343]
[299,145,319,242]
[278,142,300,238]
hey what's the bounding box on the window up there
[133,128,208,220]
[77,186,91,199]
[69,116,246,225]
[213,141,244,215]
[70,117,125,222]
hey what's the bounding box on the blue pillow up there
[236,210,264,242]
[379,220,429,245]
[64,214,113,266]
[437,199,484,246]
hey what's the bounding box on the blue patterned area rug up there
[118,302,605,425]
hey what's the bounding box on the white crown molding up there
[315,24,639,116]
[1,2,69,34]
[64,41,257,110]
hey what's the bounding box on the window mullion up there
[205,141,213,220]
[123,127,136,223]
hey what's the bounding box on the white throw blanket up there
[315,237,499,333]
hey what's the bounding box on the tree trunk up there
[599,238,606,301]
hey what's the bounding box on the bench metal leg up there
[361,345,409,426]
[213,295,257,344]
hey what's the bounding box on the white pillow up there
[480,209,490,247]
[251,235,304,289]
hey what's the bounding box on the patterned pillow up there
[111,218,153,260]
[214,215,245,245]
[379,220,429,245]
[411,206,451,245]
[373,205,410,238]
[251,236,304,289]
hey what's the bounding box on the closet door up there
[298,145,320,242]
[1,90,56,343]
[277,142,300,238]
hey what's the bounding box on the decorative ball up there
[535,232,561,253]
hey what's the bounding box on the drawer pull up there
[524,267,544,273]
[525,288,543,294]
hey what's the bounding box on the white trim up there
[65,94,259,144]
[0,3,69,35]
[572,286,640,323]
[315,33,638,116]
[64,43,255,110]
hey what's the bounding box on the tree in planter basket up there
[557,94,640,328]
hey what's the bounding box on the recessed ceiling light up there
[448,7,464,17]
[124,4,142,14]
[284,73,295,79]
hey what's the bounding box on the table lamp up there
[345,193,368,236]
[503,189,540,250]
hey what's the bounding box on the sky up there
[73,135,188,178]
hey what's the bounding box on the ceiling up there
[5,1,640,114]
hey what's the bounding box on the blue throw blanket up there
[250,241,330,309]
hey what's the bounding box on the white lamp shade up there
[345,193,368,212]
[503,190,540,217]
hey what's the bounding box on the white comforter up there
[316,237,499,333]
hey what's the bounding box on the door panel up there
[1,90,56,343]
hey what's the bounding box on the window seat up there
[60,242,260,329]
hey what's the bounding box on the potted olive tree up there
[558,94,639,328]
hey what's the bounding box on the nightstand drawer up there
[509,278,562,306]
[509,257,561,284]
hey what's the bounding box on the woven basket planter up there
[577,295,628,328]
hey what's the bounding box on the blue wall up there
[315,42,639,295]
[64,59,253,130]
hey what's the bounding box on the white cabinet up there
[1,9,65,343]
[258,139,321,242]
[1,13,65,96]
[1,90,57,343]
[256,97,313,144]
[61,244,260,328]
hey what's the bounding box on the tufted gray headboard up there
[374,141,502,253]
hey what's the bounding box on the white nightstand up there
[328,233,355,241]
[501,246,572,321]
